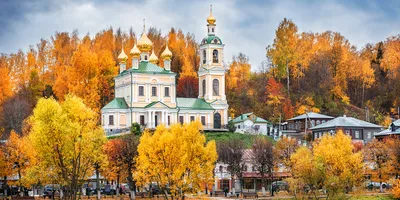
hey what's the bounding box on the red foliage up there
[177,75,199,98]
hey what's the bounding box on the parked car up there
[272,181,289,192]
[120,184,130,194]
[102,184,116,195]
[82,184,95,195]
[366,181,391,190]
[43,184,60,198]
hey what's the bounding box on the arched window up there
[244,165,248,172]
[202,79,206,96]
[219,166,223,172]
[316,120,321,125]
[144,55,148,60]
[213,49,219,63]
[213,79,219,96]
[202,50,206,64]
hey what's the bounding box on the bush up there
[130,122,142,135]
[227,121,236,132]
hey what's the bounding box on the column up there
[147,111,151,128]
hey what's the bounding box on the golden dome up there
[137,32,153,52]
[130,42,141,58]
[207,5,216,25]
[117,48,128,63]
[161,43,173,60]
[149,49,158,64]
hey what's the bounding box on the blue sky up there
[1,0,400,69]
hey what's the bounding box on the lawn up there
[204,131,275,147]
[349,194,394,200]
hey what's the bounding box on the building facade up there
[375,119,400,140]
[310,115,383,143]
[283,112,334,140]
[231,113,273,135]
[101,9,229,136]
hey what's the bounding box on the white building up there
[231,113,273,135]
[101,8,229,136]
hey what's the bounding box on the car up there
[272,181,289,192]
[120,184,130,194]
[366,181,391,190]
[43,184,60,199]
[102,184,116,195]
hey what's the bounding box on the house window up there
[244,165,248,172]
[109,115,114,125]
[368,132,372,139]
[316,120,321,125]
[179,116,184,124]
[168,116,171,125]
[213,79,219,96]
[322,120,326,123]
[319,132,322,138]
[213,49,219,63]
[165,87,170,97]
[311,120,315,126]
[139,86,144,96]
[201,116,206,125]
[202,79,206,96]
[238,125,241,129]
[202,50,206,64]
[252,166,255,172]
[355,131,360,139]
[140,115,145,126]
[190,116,195,122]
[345,130,350,135]
[152,86,157,96]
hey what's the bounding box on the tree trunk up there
[95,166,101,200]
[286,59,290,98]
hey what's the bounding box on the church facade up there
[101,9,229,136]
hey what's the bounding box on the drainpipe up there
[130,71,133,130]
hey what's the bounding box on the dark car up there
[102,184,115,195]
[43,184,60,199]
[272,181,289,192]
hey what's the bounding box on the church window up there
[144,55,148,60]
[219,165,223,172]
[202,50,206,64]
[139,86,144,96]
[201,116,206,125]
[213,79,219,96]
[213,49,219,63]
[165,87,170,97]
[168,116,171,125]
[109,115,114,125]
[152,87,157,96]
[179,116,184,124]
[202,79,206,96]
[140,115,145,126]
[212,28,214,33]
[190,116,195,122]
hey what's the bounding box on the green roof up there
[176,98,214,110]
[102,98,129,109]
[201,35,223,45]
[117,61,175,77]
[144,101,171,108]
[231,113,270,124]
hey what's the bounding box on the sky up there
[1,0,400,70]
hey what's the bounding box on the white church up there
[101,8,229,135]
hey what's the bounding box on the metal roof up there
[102,98,129,109]
[117,61,175,77]
[310,116,382,130]
[288,112,334,121]
[231,113,270,124]
[176,98,214,110]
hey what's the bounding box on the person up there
[223,187,229,197]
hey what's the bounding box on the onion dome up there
[117,48,128,63]
[149,49,159,64]
[137,32,153,52]
[161,43,173,60]
[129,42,141,58]
[207,5,216,25]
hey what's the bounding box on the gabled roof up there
[144,101,171,109]
[392,119,400,127]
[176,98,214,110]
[231,113,270,124]
[375,128,397,137]
[117,61,175,77]
[288,112,334,121]
[102,98,129,109]
[310,116,382,130]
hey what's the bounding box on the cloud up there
[1,0,400,70]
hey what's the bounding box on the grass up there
[204,132,275,148]
[349,194,394,200]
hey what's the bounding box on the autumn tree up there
[364,139,392,192]
[136,122,217,200]
[217,138,245,193]
[103,139,125,195]
[252,136,274,195]
[265,77,294,122]
[28,95,106,200]
[274,136,298,172]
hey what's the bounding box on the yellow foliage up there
[392,179,400,198]
[27,95,106,188]
[136,121,217,199]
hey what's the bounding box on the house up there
[231,113,273,135]
[284,112,334,140]
[310,115,383,143]
[101,9,229,136]
[375,119,400,140]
